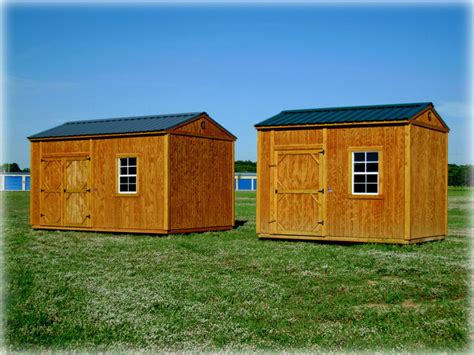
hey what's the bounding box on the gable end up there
[169,113,236,141]
[409,107,449,132]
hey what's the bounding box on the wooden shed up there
[28,112,236,234]
[255,102,449,244]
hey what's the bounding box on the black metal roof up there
[255,102,439,127]
[28,112,206,139]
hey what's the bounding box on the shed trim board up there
[404,125,411,240]
[29,112,236,234]
[256,103,448,244]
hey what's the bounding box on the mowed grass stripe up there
[4,188,471,351]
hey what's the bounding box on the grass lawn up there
[3,188,472,351]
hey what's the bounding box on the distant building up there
[235,172,257,191]
[0,172,31,191]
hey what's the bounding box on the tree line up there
[2,161,472,186]
[448,164,474,187]
[0,163,29,173]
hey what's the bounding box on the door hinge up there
[40,189,45,192]
[40,213,45,217]
[63,189,67,192]
[320,149,325,155]
[268,220,276,224]
[318,188,324,194]
[86,214,91,218]
[86,188,91,192]
[318,220,325,225]
[275,189,278,194]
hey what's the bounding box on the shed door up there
[63,157,91,227]
[274,149,324,236]
[40,158,63,226]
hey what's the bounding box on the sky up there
[4,4,471,168]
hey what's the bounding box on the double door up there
[40,156,91,227]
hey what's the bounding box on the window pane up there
[129,184,137,192]
[367,183,378,193]
[129,176,136,184]
[120,176,128,184]
[366,152,379,162]
[120,167,127,175]
[128,157,137,166]
[354,175,365,183]
[354,163,365,172]
[354,152,365,162]
[120,184,128,192]
[366,174,378,183]
[120,158,128,167]
[354,184,366,193]
[366,163,378,172]
[129,166,136,175]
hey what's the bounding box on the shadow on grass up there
[233,220,248,229]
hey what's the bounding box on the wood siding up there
[410,125,448,238]
[169,135,234,230]
[257,125,408,242]
[92,136,166,230]
[30,142,41,226]
[325,126,405,240]
[31,135,167,232]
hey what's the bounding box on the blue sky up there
[5,4,470,168]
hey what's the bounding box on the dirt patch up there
[367,280,377,286]
[381,276,402,282]
[402,299,420,309]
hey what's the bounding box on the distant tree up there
[22,168,31,172]
[235,160,256,173]
[1,163,21,172]
[448,164,474,186]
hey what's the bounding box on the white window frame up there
[117,157,138,194]
[352,151,379,195]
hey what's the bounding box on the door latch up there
[318,220,325,225]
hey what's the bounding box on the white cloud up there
[436,101,472,120]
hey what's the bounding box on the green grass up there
[3,188,472,351]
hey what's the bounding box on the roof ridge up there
[66,112,204,125]
[281,102,432,114]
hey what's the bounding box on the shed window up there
[352,151,379,195]
[118,157,137,194]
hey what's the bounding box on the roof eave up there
[255,119,410,130]
[28,130,169,141]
